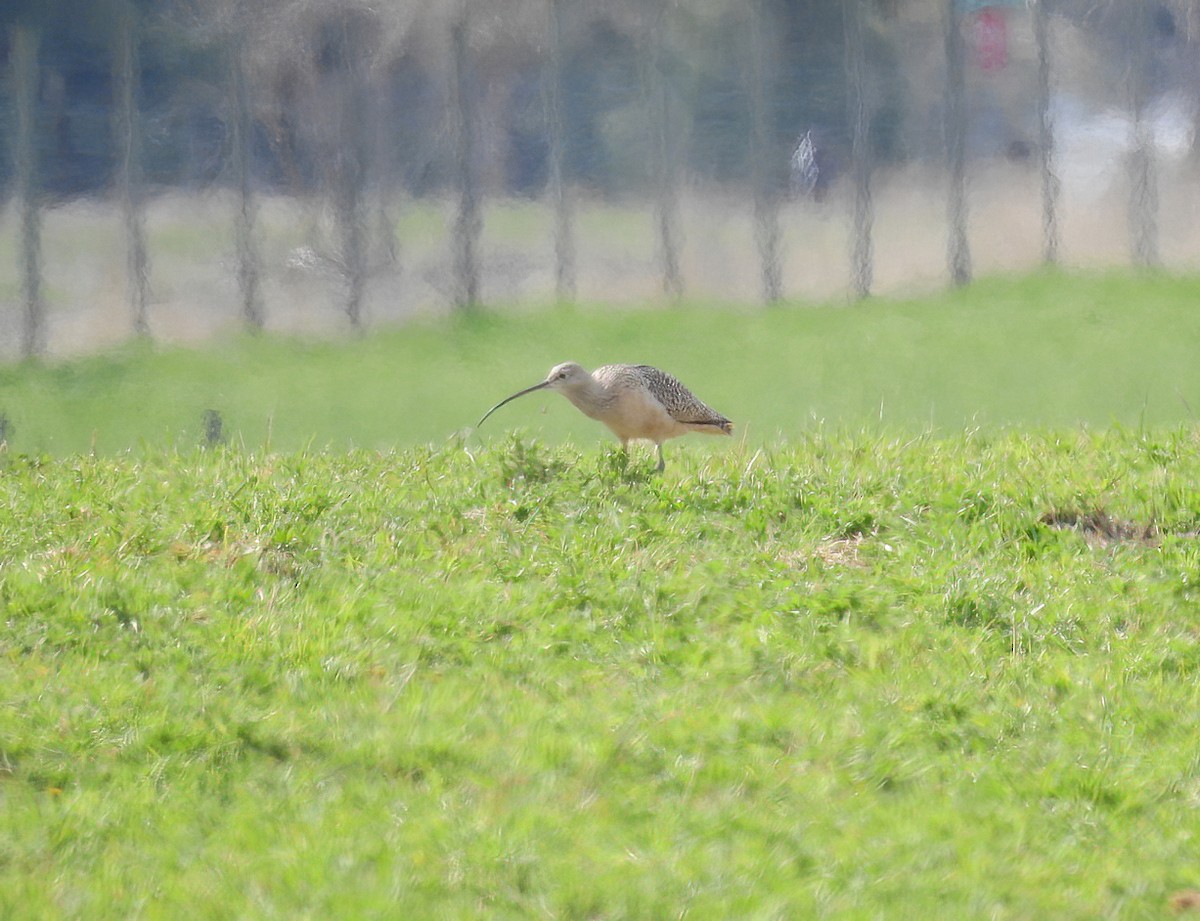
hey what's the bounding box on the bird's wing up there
[632,365,731,427]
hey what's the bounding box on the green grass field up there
[4,271,1200,918]
[0,270,1198,455]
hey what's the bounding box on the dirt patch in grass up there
[1039,507,1157,547]
[779,535,871,570]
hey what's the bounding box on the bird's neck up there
[562,377,614,420]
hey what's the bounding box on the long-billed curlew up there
[476,362,733,472]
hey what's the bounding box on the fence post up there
[230,29,263,330]
[943,0,971,287]
[749,0,782,305]
[369,62,399,273]
[339,91,367,330]
[645,1,682,302]
[1128,4,1159,268]
[203,409,224,447]
[1033,0,1059,266]
[845,0,874,300]
[450,12,481,311]
[546,0,576,303]
[12,25,44,359]
[330,23,370,329]
[115,0,151,337]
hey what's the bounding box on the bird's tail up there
[690,419,733,436]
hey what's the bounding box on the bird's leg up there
[655,443,666,473]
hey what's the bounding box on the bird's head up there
[542,362,590,392]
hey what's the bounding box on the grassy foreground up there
[4,429,1200,918]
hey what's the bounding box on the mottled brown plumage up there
[477,361,732,471]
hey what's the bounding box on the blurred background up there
[1,0,1199,360]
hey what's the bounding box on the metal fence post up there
[450,12,481,311]
[115,0,151,337]
[1033,0,1059,266]
[645,1,683,302]
[230,28,263,330]
[546,0,576,304]
[846,0,874,299]
[12,25,44,359]
[749,0,782,305]
[1128,3,1159,268]
[944,0,971,287]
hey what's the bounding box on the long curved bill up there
[476,380,551,428]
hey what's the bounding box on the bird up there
[476,361,733,472]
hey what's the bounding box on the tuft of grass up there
[3,428,1200,918]
[0,270,1198,454]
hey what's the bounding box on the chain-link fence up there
[2,0,1199,358]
